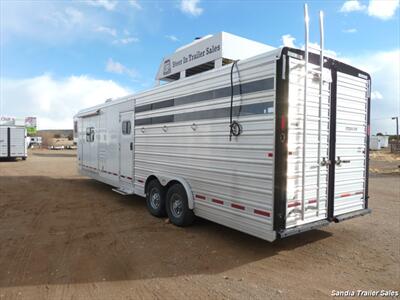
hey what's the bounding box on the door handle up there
[130,142,133,151]
[320,157,331,166]
[336,156,350,166]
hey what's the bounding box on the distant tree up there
[376,132,383,136]
[54,134,61,138]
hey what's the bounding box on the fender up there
[147,174,195,210]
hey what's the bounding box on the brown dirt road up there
[0,149,399,299]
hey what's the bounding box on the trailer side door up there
[0,127,8,157]
[119,111,134,193]
[10,127,26,157]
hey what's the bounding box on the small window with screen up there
[122,121,131,135]
[90,128,95,142]
[86,127,91,142]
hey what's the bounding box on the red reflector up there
[195,194,206,200]
[288,201,301,208]
[281,115,286,130]
[212,198,224,205]
[267,152,273,158]
[308,199,317,204]
[231,203,245,210]
[340,193,352,198]
[127,177,132,180]
[254,209,270,217]
[137,179,144,183]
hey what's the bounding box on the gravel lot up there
[0,149,399,299]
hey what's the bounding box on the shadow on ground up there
[32,151,76,158]
[0,176,331,288]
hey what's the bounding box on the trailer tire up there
[166,183,195,227]
[146,179,166,217]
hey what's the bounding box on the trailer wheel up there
[166,184,195,227]
[146,180,166,217]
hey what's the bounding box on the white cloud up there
[367,0,399,20]
[345,49,400,134]
[343,28,358,33]
[0,1,108,44]
[128,0,142,10]
[280,34,337,58]
[281,34,296,47]
[340,0,399,20]
[340,0,366,12]
[106,58,138,78]
[95,26,117,37]
[308,42,338,58]
[180,0,203,16]
[0,75,130,129]
[112,37,139,44]
[86,0,117,11]
[371,90,383,100]
[165,35,179,42]
[42,7,84,28]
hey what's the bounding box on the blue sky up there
[1,0,399,133]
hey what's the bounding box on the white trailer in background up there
[0,125,28,160]
[377,135,389,148]
[370,136,381,150]
[75,15,371,241]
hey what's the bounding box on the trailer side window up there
[86,127,95,142]
[122,121,131,135]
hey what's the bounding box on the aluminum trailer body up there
[75,44,370,241]
[0,125,28,160]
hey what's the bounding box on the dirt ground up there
[0,149,399,300]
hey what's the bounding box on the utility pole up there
[392,116,399,150]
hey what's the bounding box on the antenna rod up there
[301,3,309,220]
[319,11,324,66]
[316,10,324,216]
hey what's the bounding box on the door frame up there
[274,47,371,235]
[118,110,135,191]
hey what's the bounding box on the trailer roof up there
[75,45,370,118]
[75,47,284,118]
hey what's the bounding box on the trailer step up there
[333,208,371,223]
[112,188,133,195]
[278,219,330,238]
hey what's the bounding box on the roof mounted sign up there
[156,32,275,82]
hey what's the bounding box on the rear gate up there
[286,56,331,228]
[285,55,369,229]
[333,71,369,216]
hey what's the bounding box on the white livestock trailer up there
[75,16,371,241]
[0,116,28,160]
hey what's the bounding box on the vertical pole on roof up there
[316,10,324,216]
[301,3,309,221]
